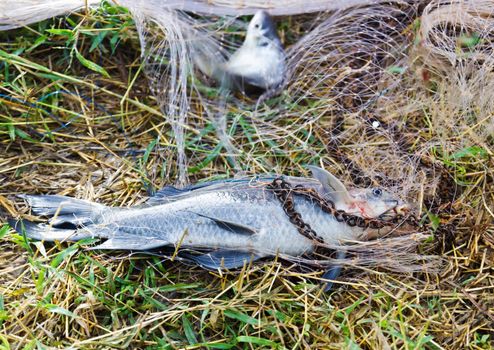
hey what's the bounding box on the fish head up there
[346,187,410,219]
[246,10,280,45]
[308,165,410,220]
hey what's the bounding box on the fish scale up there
[101,189,312,254]
[10,167,408,277]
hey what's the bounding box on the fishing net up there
[0,0,420,185]
[115,0,422,192]
[1,0,493,272]
[375,0,494,212]
[412,0,494,152]
[3,2,494,348]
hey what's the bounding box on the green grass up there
[1,2,493,349]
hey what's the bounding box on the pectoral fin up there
[191,212,257,236]
[183,250,263,270]
[307,165,354,204]
[321,250,346,292]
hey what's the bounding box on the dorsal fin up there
[152,186,188,198]
[147,178,263,206]
[149,180,230,204]
[307,166,354,204]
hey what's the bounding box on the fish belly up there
[99,196,314,256]
[95,189,360,256]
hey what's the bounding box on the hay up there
[0,0,493,348]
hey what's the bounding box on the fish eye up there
[255,24,260,28]
[372,188,382,197]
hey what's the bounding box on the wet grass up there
[1,2,493,349]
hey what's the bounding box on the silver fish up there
[194,10,286,93]
[10,166,408,276]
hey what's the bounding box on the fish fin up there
[307,166,354,204]
[191,212,257,236]
[8,219,90,241]
[147,178,266,205]
[87,237,170,251]
[321,250,346,292]
[19,195,104,225]
[152,186,188,198]
[49,214,90,227]
[148,180,232,204]
[183,250,263,270]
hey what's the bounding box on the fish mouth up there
[379,201,410,220]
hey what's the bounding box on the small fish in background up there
[9,166,409,290]
[193,10,286,94]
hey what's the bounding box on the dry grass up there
[0,1,493,349]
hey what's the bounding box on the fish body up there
[90,185,354,255]
[10,167,408,264]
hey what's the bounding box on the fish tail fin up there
[19,194,106,227]
[8,218,94,242]
[0,0,102,30]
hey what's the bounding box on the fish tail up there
[8,218,94,242]
[9,194,107,241]
[21,194,104,222]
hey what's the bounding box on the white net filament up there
[412,0,494,152]
[0,0,392,30]
[119,1,423,188]
[2,0,493,274]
